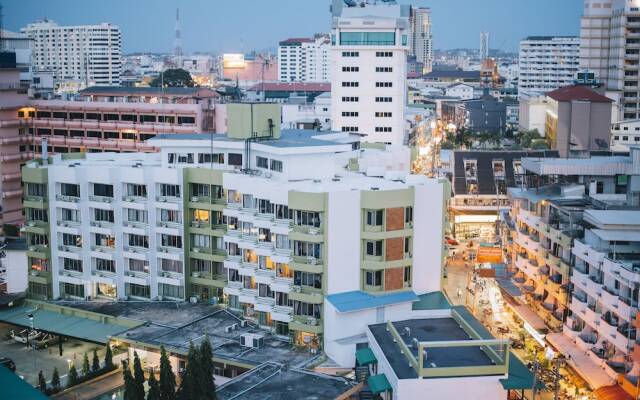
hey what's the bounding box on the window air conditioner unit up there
[191,197,198,202]
[307,257,317,265]
[306,317,318,326]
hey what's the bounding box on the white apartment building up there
[612,119,640,150]
[409,7,433,74]
[581,0,640,121]
[277,35,331,82]
[518,36,580,98]
[23,125,447,348]
[330,1,410,145]
[21,19,122,88]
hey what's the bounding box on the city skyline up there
[5,0,582,54]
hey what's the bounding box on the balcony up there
[57,245,82,253]
[157,246,182,255]
[88,195,113,203]
[123,245,149,253]
[289,314,323,334]
[57,220,81,228]
[91,245,115,253]
[156,195,181,204]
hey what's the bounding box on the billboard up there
[223,53,246,69]
[476,246,503,264]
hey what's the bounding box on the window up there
[27,208,48,222]
[29,234,48,246]
[293,301,321,318]
[342,66,360,72]
[342,96,359,102]
[159,184,180,198]
[340,32,395,46]
[375,51,393,57]
[375,67,393,72]
[405,206,413,224]
[61,282,84,298]
[366,210,384,226]
[126,209,148,223]
[158,115,175,124]
[198,153,224,164]
[92,183,113,198]
[294,210,321,227]
[404,266,411,285]
[275,292,291,307]
[126,184,147,198]
[366,270,383,286]
[128,258,149,273]
[60,208,79,222]
[365,240,383,256]
[375,127,392,132]
[256,156,269,168]
[161,259,183,274]
[191,234,212,249]
[159,283,184,299]
[191,183,210,197]
[270,159,283,172]
[126,283,150,299]
[404,237,411,254]
[128,234,149,248]
[342,51,359,57]
[27,183,47,197]
[177,116,195,125]
[140,115,156,123]
[62,233,82,247]
[275,234,290,250]
[294,241,321,258]
[60,183,80,198]
[159,209,182,224]
[121,114,137,122]
[94,233,115,248]
[294,271,322,289]
[95,258,115,273]
[375,97,392,103]
[375,112,392,117]
[342,126,359,132]
[63,258,83,272]
[375,82,393,87]
[93,208,114,223]
[161,234,182,248]
[342,81,359,87]
[258,199,273,215]
[275,204,290,220]
[342,111,359,117]
[228,153,243,166]
[258,283,274,298]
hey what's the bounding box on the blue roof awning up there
[497,278,522,297]
[326,290,419,313]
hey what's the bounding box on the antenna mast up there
[174,8,183,66]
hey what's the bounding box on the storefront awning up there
[355,347,377,366]
[496,278,522,298]
[593,385,633,400]
[367,374,392,394]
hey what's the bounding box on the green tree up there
[177,342,199,400]
[159,346,176,400]
[51,367,61,391]
[67,364,79,388]
[2,223,19,237]
[147,373,160,400]
[37,370,47,392]
[82,352,90,376]
[122,360,135,400]
[92,349,100,373]
[104,344,114,371]
[198,336,216,400]
[133,351,146,400]
[150,69,194,88]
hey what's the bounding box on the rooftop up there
[217,362,355,400]
[248,82,331,92]
[546,85,613,103]
[70,302,319,368]
[584,210,640,229]
[521,155,633,176]
[422,70,480,80]
[326,290,419,313]
[79,86,219,98]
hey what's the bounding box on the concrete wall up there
[5,250,28,293]
[326,190,361,295]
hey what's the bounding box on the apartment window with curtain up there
[366,210,384,226]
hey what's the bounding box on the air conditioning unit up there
[240,320,248,328]
[292,286,301,293]
[240,333,264,348]
[306,317,318,326]
[307,257,317,265]
[191,197,199,202]
[231,323,239,330]
[224,325,233,333]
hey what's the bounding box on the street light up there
[28,313,36,373]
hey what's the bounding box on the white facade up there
[330,2,410,145]
[278,35,331,82]
[518,36,580,98]
[281,93,331,130]
[611,119,640,150]
[581,0,640,120]
[1,241,28,294]
[409,7,433,74]
[518,95,549,133]
[21,20,122,87]
[445,83,474,100]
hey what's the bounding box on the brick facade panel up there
[385,207,404,231]
[384,267,404,291]
[385,237,404,261]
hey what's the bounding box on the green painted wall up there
[226,103,281,140]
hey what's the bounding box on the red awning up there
[594,385,633,400]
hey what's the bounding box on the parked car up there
[34,333,57,349]
[444,236,460,246]
[10,329,41,344]
[0,357,16,372]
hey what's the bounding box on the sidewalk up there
[546,332,616,390]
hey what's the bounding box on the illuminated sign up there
[476,246,502,263]
[223,53,246,69]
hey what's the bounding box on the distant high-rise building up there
[277,35,331,82]
[518,36,580,97]
[409,7,433,74]
[331,1,410,145]
[580,0,639,121]
[21,20,121,88]
[480,31,490,60]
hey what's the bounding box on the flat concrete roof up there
[217,362,355,400]
[64,302,319,368]
[368,318,494,379]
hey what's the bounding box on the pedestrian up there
[457,288,462,299]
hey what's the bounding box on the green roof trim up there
[412,291,451,311]
[367,374,392,394]
[0,365,49,400]
[0,305,133,344]
[500,353,544,391]
[355,347,377,366]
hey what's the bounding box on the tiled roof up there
[546,85,613,103]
